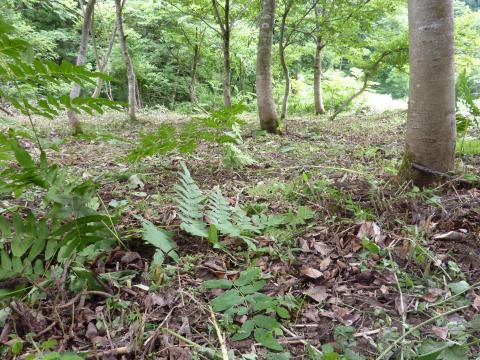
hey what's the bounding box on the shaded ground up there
[1,110,480,359]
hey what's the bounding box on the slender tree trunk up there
[279,2,292,121]
[92,25,117,98]
[314,39,326,115]
[115,0,136,121]
[190,41,201,104]
[313,5,325,115]
[256,0,279,134]
[400,0,456,186]
[222,31,232,107]
[68,0,95,134]
[212,0,232,108]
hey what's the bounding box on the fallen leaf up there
[357,222,381,243]
[433,231,466,241]
[473,295,480,312]
[319,257,331,271]
[432,326,448,340]
[424,288,444,303]
[128,174,145,189]
[85,322,98,339]
[305,286,328,303]
[313,242,333,256]
[300,266,323,279]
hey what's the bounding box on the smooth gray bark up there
[256,0,279,133]
[401,0,456,185]
[68,0,96,134]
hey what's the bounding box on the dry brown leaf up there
[357,221,381,243]
[432,326,449,340]
[313,242,333,256]
[300,266,323,279]
[424,288,444,303]
[473,295,480,312]
[433,231,466,241]
[319,257,332,271]
[305,286,329,303]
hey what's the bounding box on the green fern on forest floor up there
[172,163,315,252]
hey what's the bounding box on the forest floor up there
[3,110,480,359]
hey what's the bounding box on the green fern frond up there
[174,163,208,237]
[206,186,240,237]
[223,143,257,169]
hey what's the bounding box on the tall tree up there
[91,18,117,99]
[278,0,293,120]
[400,0,456,185]
[256,0,279,133]
[68,0,96,134]
[313,4,325,115]
[115,0,137,121]
[212,0,233,108]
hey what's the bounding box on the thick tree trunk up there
[92,26,117,98]
[68,0,95,134]
[256,0,279,134]
[314,39,325,115]
[190,43,200,104]
[400,0,456,186]
[115,0,136,121]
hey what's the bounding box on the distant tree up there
[256,0,279,133]
[400,0,456,185]
[68,0,96,134]
[115,0,137,121]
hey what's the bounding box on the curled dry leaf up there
[433,231,467,241]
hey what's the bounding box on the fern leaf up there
[141,219,178,265]
[206,187,240,237]
[174,163,208,237]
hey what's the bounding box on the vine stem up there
[376,305,470,360]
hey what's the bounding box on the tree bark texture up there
[256,0,279,134]
[401,0,456,186]
[68,0,95,134]
[115,0,137,121]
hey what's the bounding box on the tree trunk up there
[222,31,232,108]
[400,0,456,186]
[212,0,232,108]
[115,0,136,121]
[279,2,292,121]
[92,25,117,98]
[190,42,200,104]
[314,39,326,115]
[68,0,95,134]
[256,0,279,134]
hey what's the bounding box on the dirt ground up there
[2,110,480,359]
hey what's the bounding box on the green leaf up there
[203,279,233,290]
[253,315,281,331]
[362,238,380,253]
[141,219,178,263]
[239,280,266,294]
[276,306,290,319]
[235,268,261,286]
[232,319,255,341]
[448,281,470,295]
[210,289,244,312]
[254,328,283,351]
